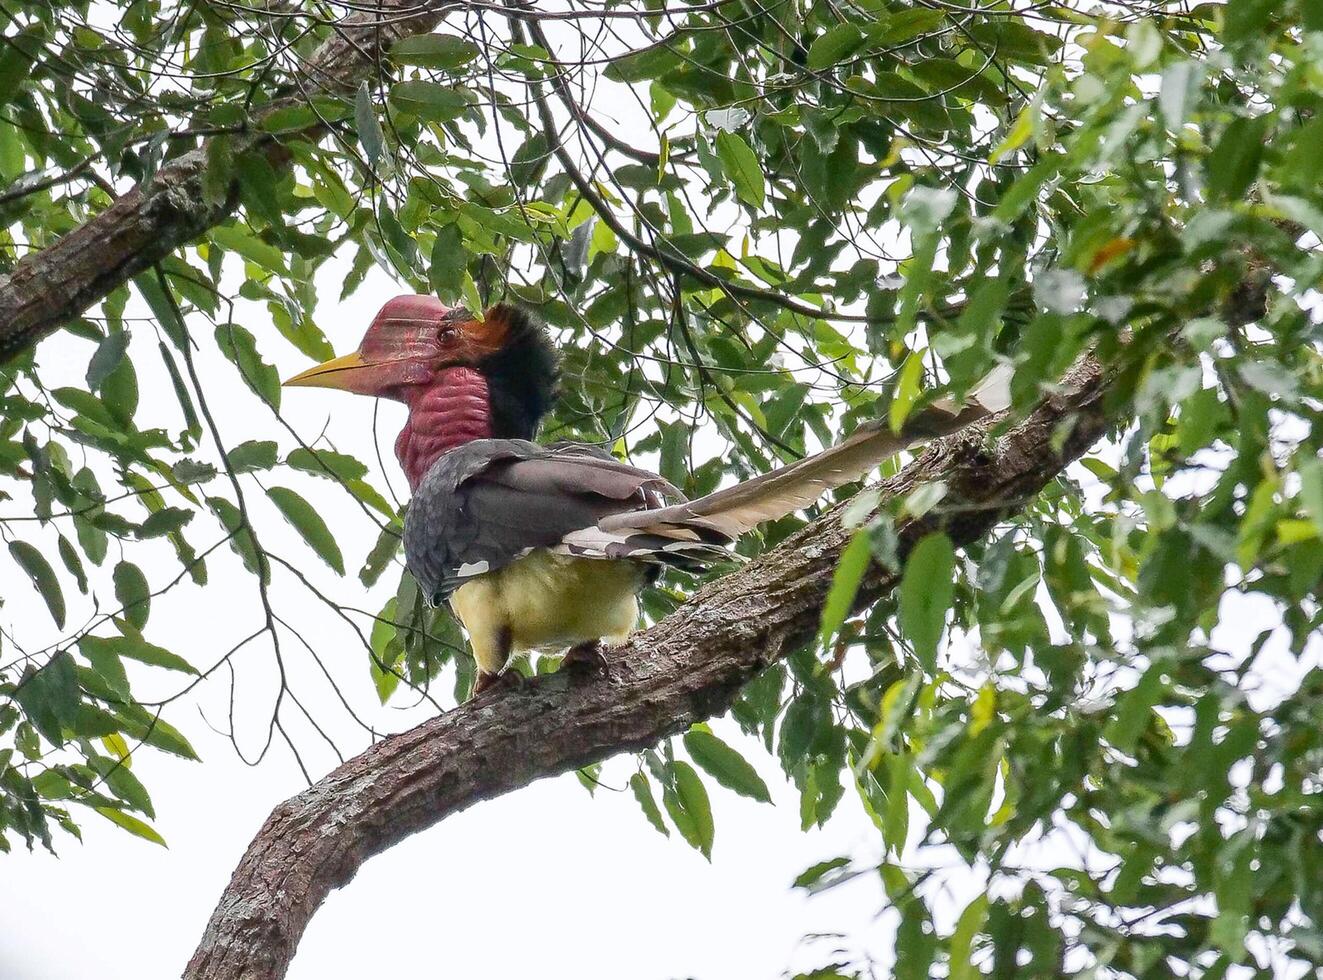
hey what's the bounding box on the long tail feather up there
[600,362,1013,539]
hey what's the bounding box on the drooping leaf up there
[793,856,851,889]
[354,82,384,166]
[1206,116,1268,201]
[663,760,714,859]
[113,561,150,629]
[82,634,197,676]
[267,486,346,575]
[949,895,990,980]
[818,530,873,653]
[226,440,278,473]
[207,496,265,579]
[807,24,867,72]
[13,652,80,747]
[360,523,403,587]
[389,81,469,121]
[9,541,66,628]
[684,728,772,803]
[714,131,765,210]
[629,772,669,838]
[92,806,167,847]
[898,533,955,670]
[214,323,281,408]
[86,330,130,392]
[390,34,480,70]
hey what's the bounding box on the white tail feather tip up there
[970,361,1015,414]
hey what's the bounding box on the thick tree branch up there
[0,1,455,363]
[184,352,1108,980]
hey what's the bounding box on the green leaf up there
[1206,116,1268,201]
[429,223,467,300]
[101,356,139,427]
[14,652,80,746]
[658,421,688,489]
[207,496,265,579]
[210,225,287,275]
[83,634,197,676]
[79,637,130,699]
[360,523,403,587]
[286,446,367,481]
[390,34,480,70]
[354,82,384,166]
[949,894,989,980]
[793,856,851,889]
[259,104,322,133]
[1297,457,1323,539]
[9,541,66,628]
[389,81,469,121]
[234,152,282,228]
[267,486,346,574]
[137,507,193,539]
[510,133,550,188]
[57,534,89,594]
[287,447,394,517]
[889,348,927,433]
[714,131,765,210]
[807,24,866,72]
[1106,663,1167,755]
[201,134,234,209]
[92,806,167,847]
[104,762,154,818]
[86,331,130,391]
[113,561,151,629]
[629,772,669,838]
[664,760,714,859]
[684,729,772,803]
[1223,0,1278,43]
[215,323,281,408]
[172,459,218,484]
[0,25,43,104]
[134,273,189,350]
[111,705,200,761]
[369,598,402,703]
[818,530,873,652]
[898,533,955,670]
[226,440,279,473]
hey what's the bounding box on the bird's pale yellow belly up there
[448,550,645,675]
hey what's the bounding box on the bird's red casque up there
[285,294,519,490]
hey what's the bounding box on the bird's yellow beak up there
[282,350,371,391]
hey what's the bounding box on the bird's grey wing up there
[404,440,707,604]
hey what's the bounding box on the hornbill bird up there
[285,295,1012,696]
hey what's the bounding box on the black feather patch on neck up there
[477,304,559,440]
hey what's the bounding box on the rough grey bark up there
[0,1,451,363]
[184,352,1109,980]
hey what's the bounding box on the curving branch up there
[0,0,455,364]
[184,351,1109,980]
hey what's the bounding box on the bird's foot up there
[561,640,608,674]
[471,669,524,699]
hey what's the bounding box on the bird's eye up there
[438,325,460,342]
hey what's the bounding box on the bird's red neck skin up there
[395,366,492,490]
